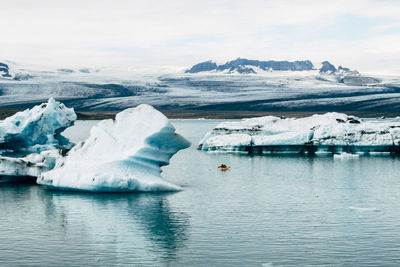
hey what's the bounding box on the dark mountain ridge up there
[186,58,352,74]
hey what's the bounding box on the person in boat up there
[218,164,229,170]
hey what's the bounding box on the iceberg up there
[0,98,76,155]
[198,113,400,155]
[37,104,190,192]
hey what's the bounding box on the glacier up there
[0,98,76,155]
[1,59,399,115]
[37,104,190,192]
[198,113,400,155]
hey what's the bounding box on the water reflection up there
[35,189,189,264]
[125,194,189,251]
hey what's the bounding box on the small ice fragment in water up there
[348,206,380,212]
[333,152,359,159]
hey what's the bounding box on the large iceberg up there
[37,104,190,192]
[0,98,76,155]
[198,113,400,155]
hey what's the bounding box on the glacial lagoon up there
[1,119,400,266]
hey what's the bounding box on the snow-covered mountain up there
[186,58,314,73]
[0,59,398,115]
[185,58,381,87]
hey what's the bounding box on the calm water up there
[2,119,400,266]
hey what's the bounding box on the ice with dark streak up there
[37,104,190,192]
[198,113,400,155]
[0,149,64,179]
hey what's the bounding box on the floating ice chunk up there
[333,152,359,159]
[348,206,380,212]
[198,113,400,155]
[37,104,190,192]
[0,98,76,155]
[0,149,65,179]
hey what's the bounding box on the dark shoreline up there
[1,107,399,120]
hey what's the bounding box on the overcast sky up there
[1,0,400,74]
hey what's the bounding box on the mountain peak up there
[186,58,315,74]
[185,60,217,73]
[186,58,358,75]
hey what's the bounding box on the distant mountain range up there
[185,58,355,75]
[0,58,395,115]
[0,58,375,81]
[184,58,381,86]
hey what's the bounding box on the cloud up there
[0,0,399,73]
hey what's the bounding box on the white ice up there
[0,98,76,154]
[333,152,360,159]
[348,206,380,212]
[0,149,64,178]
[37,104,190,192]
[199,112,400,154]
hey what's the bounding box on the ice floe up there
[0,149,65,179]
[198,113,400,155]
[348,206,381,212]
[333,152,360,159]
[37,104,190,192]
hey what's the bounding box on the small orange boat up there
[218,164,229,171]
